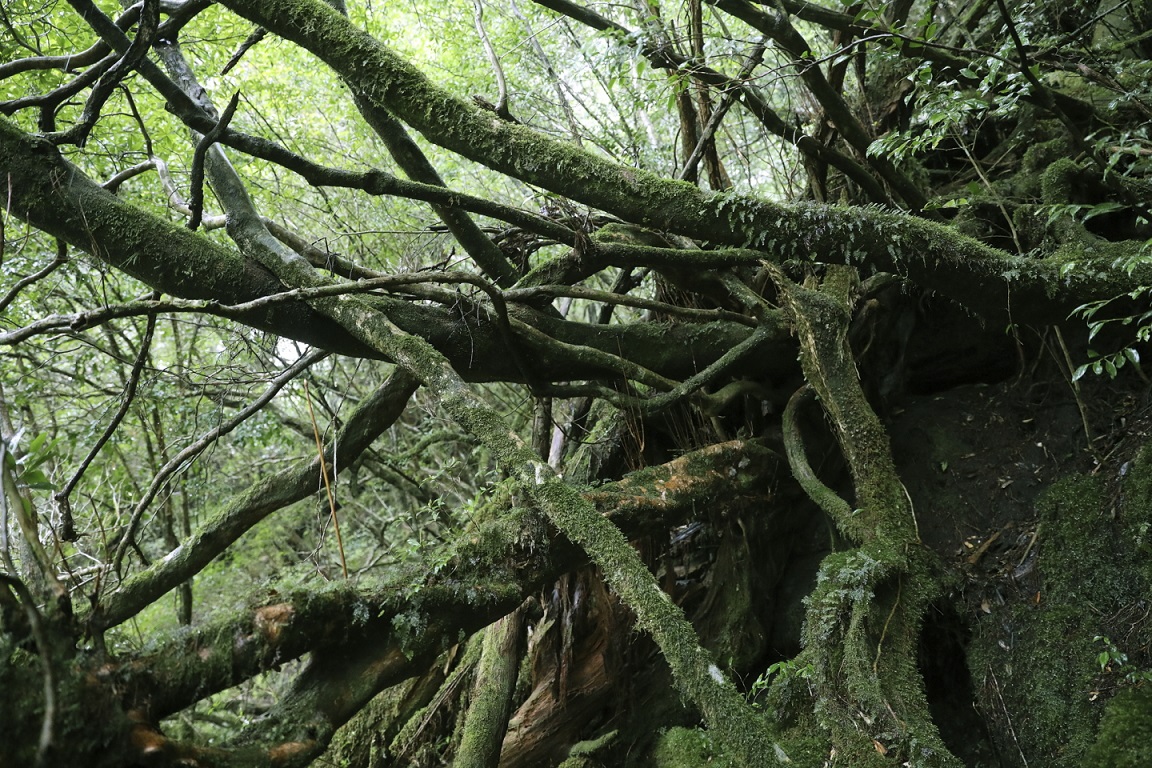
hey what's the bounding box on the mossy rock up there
[1085,685,1152,767]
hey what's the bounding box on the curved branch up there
[51,0,160,147]
[215,0,1152,327]
[782,384,852,521]
[118,438,776,752]
[473,0,513,120]
[0,245,68,315]
[91,368,420,630]
[187,91,239,231]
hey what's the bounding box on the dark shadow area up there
[920,602,1000,767]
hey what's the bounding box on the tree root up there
[769,264,960,766]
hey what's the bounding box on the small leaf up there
[28,432,48,454]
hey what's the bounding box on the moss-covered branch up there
[217,0,1152,325]
[0,116,783,383]
[771,265,958,765]
[455,607,526,766]
[531,0,893,206]
[95,438,775,765]
[255,282,788,765]
[196,120,776,753]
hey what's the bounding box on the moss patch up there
[650,727,739,768]
[967,471,1152,765]
[1085,685,1152,767]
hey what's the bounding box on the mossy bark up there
[769,265,958,766]
[189,90,786,761]
[454,608,525,767]
[0,115,784,385]
[967,467,1152,766]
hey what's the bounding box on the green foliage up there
[805,550,885,642]
[1093,636,1152,684]
[867,62,989,162]
[3,430,57,491]
[1067,240,1152,381]
[967,474,1152,765]
[749,658,814,707]
[4,0,1152,762]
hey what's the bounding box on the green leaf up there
[1083,202,1126,220]
[20,468,51,488]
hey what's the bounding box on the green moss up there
[1040,158,1084,204]
[1119,445,1152,573]
[557,758,602,768]
[592,223,673,247]
[1040,477,1113,597]
[0,638,133,766]
[650,727,739,768]
[1085,685,1152,767]
[971,601,1100,763]
[1021,138,1072,177]
[967,473,1152,765]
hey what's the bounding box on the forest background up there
[2,0,1152,765]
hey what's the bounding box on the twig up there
[112,348,329,572]
[504,283,756,326]
[0,243,69,315]
[304,380,347,579]
[1052,327,1100,461]
[188,91,240,231]
[101,160,156,193]
[677,40,766,182]
[509,0,582,144]
[55,309,158,541]
[873,576,902,673]
[0,271,538,346]
[221,26,267,75]
[988,668,1029,767]
[473,0,513,120]
[52,0,160,147]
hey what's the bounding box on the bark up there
[455,607,526,767]
[4,1,1151,765]
[0,434,775,766]
[89,369,420,631]
[771,264,955,764]
[0,116,788,385]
